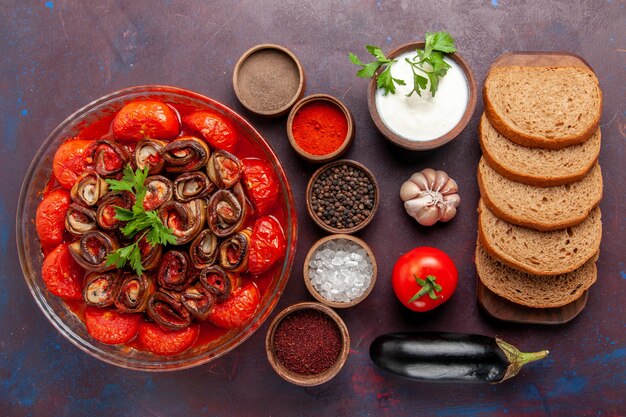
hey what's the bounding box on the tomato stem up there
[407,274,442,303]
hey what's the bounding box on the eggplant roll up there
[163,136,210,173]
[70,171,108,206]
[181,282,215,320]
[68,230,119,272]
[207,183,247,237]
[88,139,129,177]
[115,273,155,313]
[135,234,163,271]
[206,149,242,189]
[143,175,173,211]
[157,250,193,291]
[97,192,134,231]
[218,228,251,273]
[158,199,206,245]
[199,265,234,302]
[83,271,121,307]
[189,229,219,269]
[134,139,166,174]
[147,290,192,331]
[173,171,215,202]
[65,203,98,236]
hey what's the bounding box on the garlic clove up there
[440,206,457,222]
[420,168,437,190]
[409,172,429,191]
[440,178,459,195]
[443,193,461,208]
[414,206,441,226]
[433,171,449,192]
[400,180,422,202]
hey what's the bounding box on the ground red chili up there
[291,101,348,156]
[273,309,342,375]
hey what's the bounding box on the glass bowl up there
[16,85,298,371]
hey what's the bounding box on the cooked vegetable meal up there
[36,99,287,356]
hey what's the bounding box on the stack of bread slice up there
[476,64,603,310]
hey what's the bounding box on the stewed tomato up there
[84,307,142,344]
[391,247,458,312]
[112,100,180,141]
[242,158,279,216]
[138,322,200,356]
[207,284,260,329]
[183,110,238,151]
[52,139,93,189]
[36,188,70,249]
[248,216,286,276]
[41,243,85,299]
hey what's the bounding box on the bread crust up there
[483,66,602,149]
[477,202,602,276]
[478,116,601,187]
[477,160,603,231]
[475,243,597,308]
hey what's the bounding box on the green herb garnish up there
[104,165,177,275]
[349,31,456,97]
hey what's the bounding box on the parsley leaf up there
[349,31,456,97]
[104,164,176,275]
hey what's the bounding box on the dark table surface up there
[1,1,624,416]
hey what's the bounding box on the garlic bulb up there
[400,169,460,226]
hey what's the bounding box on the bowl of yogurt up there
[367,42,477,150]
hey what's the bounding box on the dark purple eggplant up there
[369,332,548,383]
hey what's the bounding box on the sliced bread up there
[478,158,602,231]
[477,200,601,276]
[475,242,597,308]
[479,114,601,186]
[484,66,602,149]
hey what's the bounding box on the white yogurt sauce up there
[375,52,469,141]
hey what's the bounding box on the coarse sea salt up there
[309,238,372,303]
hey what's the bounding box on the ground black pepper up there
[273,309,342,375]
[310,164,375,229]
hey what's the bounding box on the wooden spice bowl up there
[303,234,377,308]
[233,44,306,117]
[265,302,350,386]
[286,94,355,163]
[306,159,379,234]
[367,41,477,151]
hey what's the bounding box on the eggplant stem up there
[496,337,549,383]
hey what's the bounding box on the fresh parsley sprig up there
[350,31,457,97]
[104,165,177,275]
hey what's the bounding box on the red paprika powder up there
[291,100,348,156]
[273,309,342,375]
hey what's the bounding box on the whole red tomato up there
[138,322,199,356]
[84,307,142,345]
[207,284,260,329]
[183,110,238,151]
[241,158,279,215]
[112,100,181,141]
[41,243,85,300]
[52,139,93,189]
[391,247,458,312]
[248,216,286,276]
[36,188,71,249]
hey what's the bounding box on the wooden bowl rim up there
[286,94,355,163]
[233,43,306,117]
[305,159,379,234]
[366,41,477,150]
[303,234,377,308]
[265,302,350,386]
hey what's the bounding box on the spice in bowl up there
[274,309,342,375]
[307,160,378,233]
[287,94,354,162]
[266,302,350,386]
[306,237,375,306]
